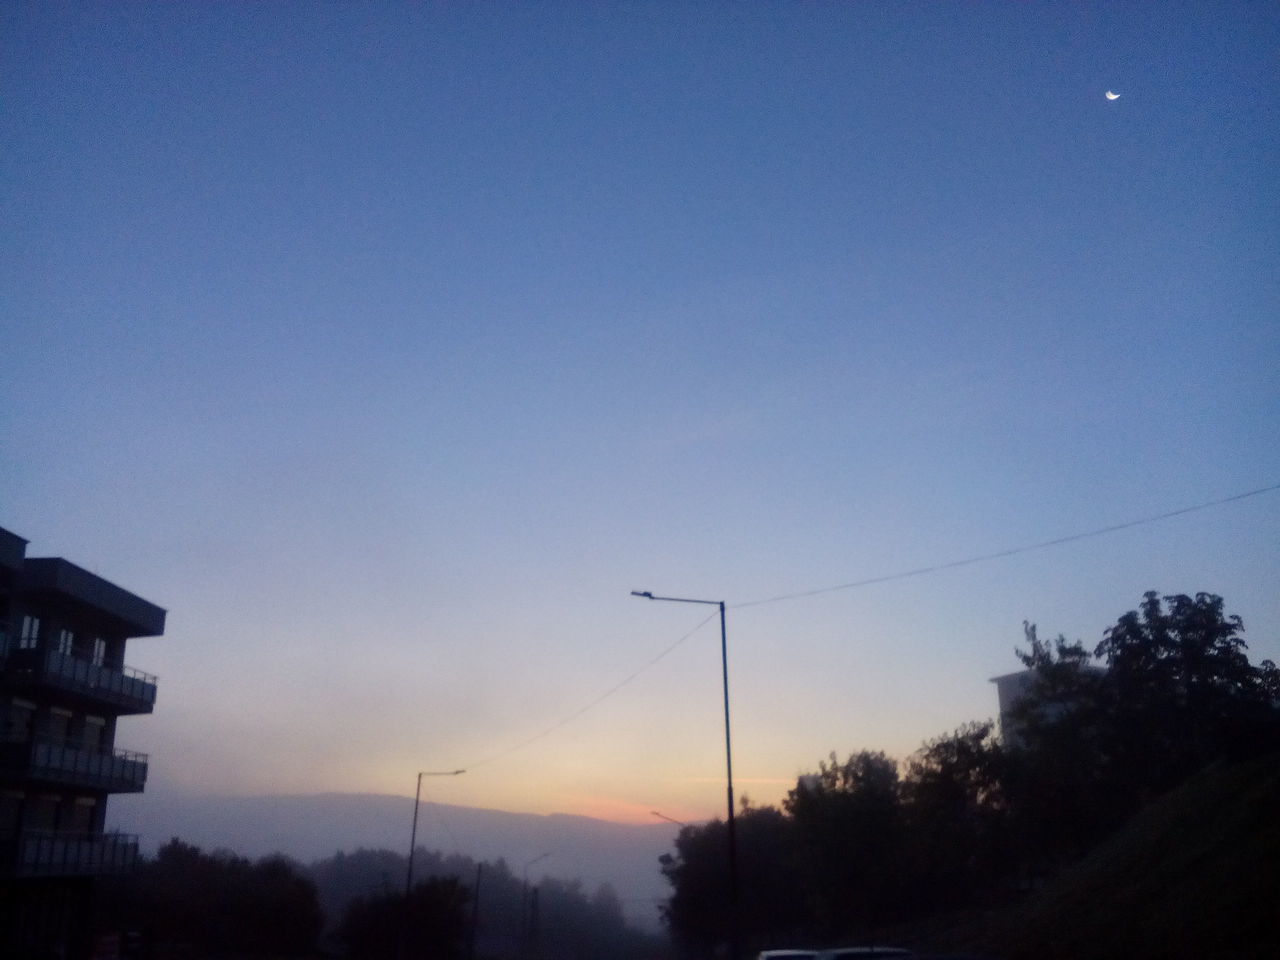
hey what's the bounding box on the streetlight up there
[631,590,738,960]
[521,852,552,960]
[650,810,688,827]
[522,851,551,886]
[405,769,466,897]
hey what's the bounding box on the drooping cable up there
[455,481,1279,769]
[462,610,719,770]
[733,482,1280,609]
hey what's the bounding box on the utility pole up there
[528,886,540,960]
[467,863,482,960]
[401,768,465,960]
[631,591,739,960]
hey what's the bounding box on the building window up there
[19,615,41,649]
[92,637,106,666]
[57,629,75,656]
[3,700,35,741]
[27,794,59,831]
[47,708,73,744]
[84,716,107,751]
[67,797,96,833]
[0,790,22,834]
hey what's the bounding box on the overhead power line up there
[459,481,1279,770]
[733,482,1280,609]
[462,611,719,770]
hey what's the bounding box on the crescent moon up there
[1105,90,1120,100]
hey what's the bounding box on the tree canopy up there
[98,838,323,957]
[658,592,1280,955]
[336,877,469,960]
[1007,592,1280,862]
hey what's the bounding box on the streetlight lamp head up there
[631,590,654,598]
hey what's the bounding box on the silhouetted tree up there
[785,750,906,937]
[533,875,658,960]
[1001,625,1115,864]
[658,592,1278,948]
[590,880,624,924]
[659,803,807,956]
[659,817,732,955]
[99,838,323,957]
[1096,591,1280,781]
[901,720,1011,910]
[309,846,662,960]
[307,847,403,938]
[337,877,468,960]
[1006,592,1280,868]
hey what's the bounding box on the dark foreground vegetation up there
[660,592,1280,959]
[97,840,323,957]
[97,841,661,958]
[998,751,1280,960]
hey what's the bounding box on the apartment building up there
[0,525,165,958]
[990,664,1106,747]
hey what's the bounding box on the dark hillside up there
[1000,753,1280,960]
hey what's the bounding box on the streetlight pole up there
[631,590,738,960]
[405,769,466,898]
[521,852,551,960]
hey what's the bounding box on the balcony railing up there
[0,644,157,714]
[0,735,148,793]
[6,829,139,877]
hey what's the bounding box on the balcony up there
[5,829,139,877]
[0,735,148,793]
[0,645,157,714]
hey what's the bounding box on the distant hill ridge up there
[109,789,676,931]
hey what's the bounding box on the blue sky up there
[3,2,1277,823]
